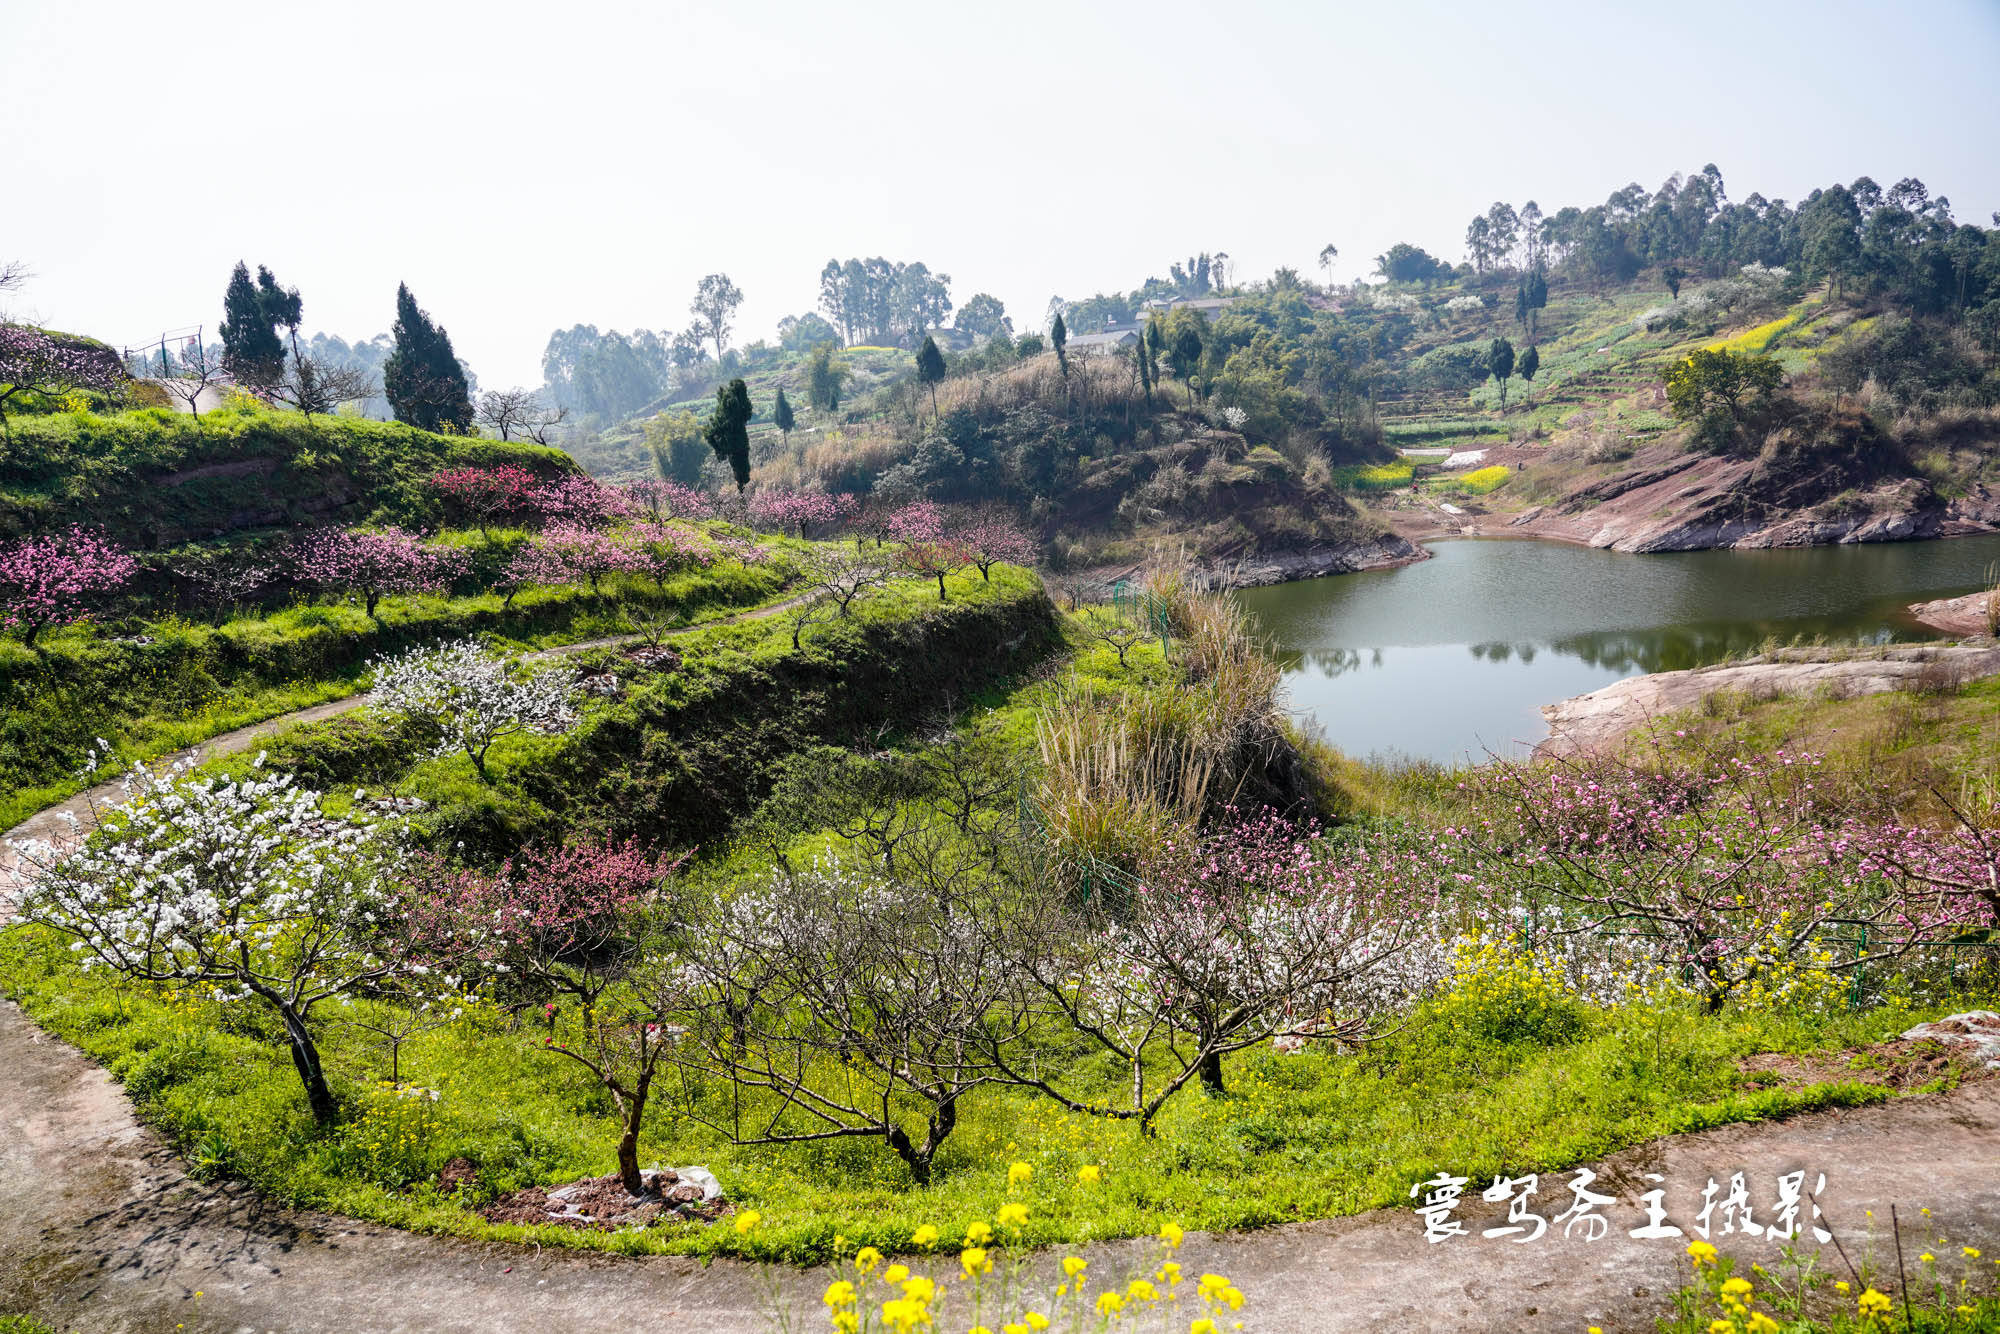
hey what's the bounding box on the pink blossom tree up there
[954,511,1037,579]
[620,480,714,523]
[0,325,124,434]
[528,521,646,594]
[624,522,714,591]
[428,464,542,537]
[408,838,686,1194]
[995,812,1446,1121]
[746,489,858,537]
[885,500,945,544]
[532,474,632,527]
[0,527,137,646]
[896,535,974,601]
[294,527,467,617]
[1455,750,2000,1011]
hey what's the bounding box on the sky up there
[7,0,1999,389]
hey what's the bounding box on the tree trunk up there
[935,573,947,601]
[615,1085,649,1196]
[1197,1047,1225,1094]
[277,1001,337,1125]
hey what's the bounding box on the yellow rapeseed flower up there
[1921,1252,1935,1264]
[1966,1247,1982,1259]
[1747,1314,1780,1334]
[1078,1165,1103,1184]
[1062,1257,1088,1279]
[1023,1314,1050,1331]
[997,1202,1030,1229]
[885,1264,911,1284]
[1096,1291,1125,1315]
[1721,1277,1753,1297]
[1707,1321,1735,1334]
[854,1246,883,1273]
[823,1280,857,1308]
[1687,1240,1719,1267]
[911,1224,940,1248]
[901,1275,937,1305]
[1192,1321,1219,1334]
[965,1221,994,1246]
[733,1209,761,1235]
[1159,1221,1185,1249]
[1008,1161,1033,1186]
[1858,1288,1893,1318]
[961,1246,993,1277]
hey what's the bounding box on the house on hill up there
[1143,295,1239,320]
[1066,317,1144,356]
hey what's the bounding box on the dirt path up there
[0,593,806,866]
[2,995,1996,1333]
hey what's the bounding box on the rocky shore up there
[1536,643,2000,757]
[1910,589,1997,637]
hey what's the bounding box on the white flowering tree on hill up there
[369,639,580,781]
[8,748,413,1125]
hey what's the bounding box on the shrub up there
[1425,936,1590,1046]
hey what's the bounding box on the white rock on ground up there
[1900,1011,2000,1069]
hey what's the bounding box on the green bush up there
[0,404,575,544]
[1422,936,1591,1046]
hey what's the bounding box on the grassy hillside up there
[0,405,577,545]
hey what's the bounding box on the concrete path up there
[1,996,1996,1333]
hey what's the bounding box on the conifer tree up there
[704,378,753,493]
[218,261,289,391]
[383,282,473,433]
[915,335,946,418]
[1051,313,1068,378]
[773,386,795,441]
[1518,344,1540,404]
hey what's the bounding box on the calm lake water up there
[1234,533,2000,765]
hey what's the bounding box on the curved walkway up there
[4,593,2000,1331]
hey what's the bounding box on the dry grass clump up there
[1034,557,1304,870]
[936,352,1146,425]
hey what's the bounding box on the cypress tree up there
[218,261,288,391]
[704,378,753,492]
[915,335,946,418]
[773,386,795,441]
[1051,313,1068,377]
[383,282,473,433]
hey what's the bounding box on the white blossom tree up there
[8,747,413,1125]
[368,640,580,781]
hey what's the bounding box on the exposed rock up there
[1537,644,2000,757]
[1195,534,1429,589]
[1910,590,1996,637]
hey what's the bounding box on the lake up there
[1234,533,2000,765]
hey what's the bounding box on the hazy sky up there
[8,0,1999,388]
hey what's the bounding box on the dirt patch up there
[1740,1034,1992,1095]
[480,1171,729,1231]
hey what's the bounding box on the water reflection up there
[1235,533,2000,764]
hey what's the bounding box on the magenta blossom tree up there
[0,326,124,433]
[295,527,467,617]
[0,527,138,646]
[885,500,945,545]
[428,464,543,537]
